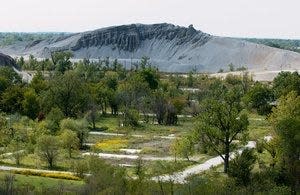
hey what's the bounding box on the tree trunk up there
[224,143,230,173]
[69,148,72,158]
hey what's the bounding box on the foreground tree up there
[228,148,256,186]
[196,83,249,173]
[269,91,300,194]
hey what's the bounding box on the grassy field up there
[247,112,273,141]
[94,115,194,136]
[0,111,274,190]
[0,152,85,171]
[0,171,84,192]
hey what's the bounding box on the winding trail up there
[89,131,177,140]
[152,141,256,184]
[0,141,258,184]
[82,152,199,161]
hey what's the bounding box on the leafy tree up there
[21,88,40,119]
[269,91,300,194]
[123,108,140,127]
[165,102,178,125]
[46,71,89,117]
[257,137,278,168]
[118,73,150,123]
[171,96,187,116]
[152,90,167,125]
[0,67,22,94]
[1,85,24,114]
[171,135,195,161]
[85,105,99,130]
[59,129,79,158]
[140,56,150,69]
[273,71,300,98]
[60,118,89,149]
[17,56,25,68]
[36,135,60,169]
[85,157,127,194]
[243,82,274,115]
[138,67,159,90]
[228,148,256,186]
[228,63,235,72]
[45,107,64,133]
[187,71,194,87]
[8,138,26,166]
[28,55,38,70]
[51,51,73,74]
[29,70,48,94]
[195,83,249,173]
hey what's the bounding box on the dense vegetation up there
[0,52,299,194]
[244,38,300,53]
[0,33,71,47]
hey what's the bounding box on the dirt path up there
[82,152,199,161]
[152,141,256,184]
[89,131,176,139]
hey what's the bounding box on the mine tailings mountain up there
[1,23,300,73]
[0,53,17,68]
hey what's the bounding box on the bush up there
[94,138,128,152]
[12,169,80,181]
[228,148,256,186]
[123,109,140,127]
[71,160,89,178]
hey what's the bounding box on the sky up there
[1,0,300,39]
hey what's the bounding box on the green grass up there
[95,115,121,132]
[94,114,194,136]
[0,171,84,191]
[248,113,273,141]
[0,152,85,172]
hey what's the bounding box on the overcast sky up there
[1,0,299,39]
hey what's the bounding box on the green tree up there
[123,108,140,127]
[8,138,26,166]
[243,82,274,115]
[273,71,300,98]
[22,88,40,119]
[228,63,235,72]
[85,157,127,194]
[269,91,300,194]
[138,67,159,90]
[45,107,64,133]
[228,148,256,186]
[29,70,48,94]
[51,51,73,74]
[195,84,249,173]
[60,118,89,149]
[46,71,89,117]
[59,129,79,158]
[0,67,22,94]
[171,135,194,161]
[36,135,60,169]
[1,85,24,113]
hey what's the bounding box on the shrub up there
[123,109,140,127]
[94,138,128,152]
[12,169,80,180]
[228,148,256,186]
